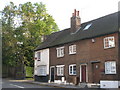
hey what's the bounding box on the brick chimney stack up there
[71,9,81,33]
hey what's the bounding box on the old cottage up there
[34,9,120,87]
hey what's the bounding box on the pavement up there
[9,79,100,89]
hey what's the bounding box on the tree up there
[2,2,59,78]
[17,2,59,66]
[2,2,18,66]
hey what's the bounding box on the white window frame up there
[56,46,64,58]
[104,36,115,49]
[56,65,65,76]
[37,65,47,76]
[37,51,41,60]
[34,52,38,60]
[69,45,76,55]
[69,64,76,75]
[105,61,116,74]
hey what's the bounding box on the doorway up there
[92,62,100,83]
[80,64,88,82]
[50,67,55,82]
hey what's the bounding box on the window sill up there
[104,47,115,49]
[57,75,64,76]
[57,56,64,58]
[105,73,116,75]
[37,75,47,76]
[69,74,77,76]
[69,53,76,55]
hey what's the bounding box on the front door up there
[80,65,87,82]
[50,67,55,82]
[92,63,100,83]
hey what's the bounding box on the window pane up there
[57,66,64,76]
[69,46,72,54]
[58,67,60,75]
[73,45,76,52]
[61,49,63,55]
[69,65,76,75]
[69,45,76,54]
[57,49,59,57]
[111,62,116,73]
[104,37,115,49]
[73,66,76,74]
[37,52,41,59]
[105,61,116,74]
[70,66,72,74]
[37,66,46,76]
[57,47,64,57]
[83,23,92,30]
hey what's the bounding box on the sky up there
[0,0,120,30]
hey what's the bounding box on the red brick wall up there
[118,33,120,81]
[49,33,119,83]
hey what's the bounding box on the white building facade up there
[34,48,49,82]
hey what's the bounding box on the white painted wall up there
[34,48,49,75]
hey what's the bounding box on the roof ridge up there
[35,11,119,51]
[81,11,118,25]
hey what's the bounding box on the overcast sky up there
[1,0,120,30]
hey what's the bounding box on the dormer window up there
[56,47,64,58]
[83,23,92,30]
[69,45,76,54]
[104,36,115,49]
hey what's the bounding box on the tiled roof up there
[35,11,119,51]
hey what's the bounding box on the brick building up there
[34,10,120,87]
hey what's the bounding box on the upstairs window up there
[105,61,116,74]
[37,52,41,61]
[34,52,38,60]
[104,36,115,49]
[69,45,76,54]
[69,64,76,75]
[56,47,64,58]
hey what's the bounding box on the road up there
[1,78,109,90]
[2,78,55,89]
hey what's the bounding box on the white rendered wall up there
[34,48,49,75]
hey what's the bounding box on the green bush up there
[26,66,34,77]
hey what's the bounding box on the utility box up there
[100,80,119,88]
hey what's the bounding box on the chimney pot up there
[71,9,81,33]
[72,13,74,17]
[74,9,76,16]
[77,11,79,16]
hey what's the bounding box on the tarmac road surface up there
[2,78,54,88]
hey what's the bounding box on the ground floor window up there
[37,65,47,76]
[105,61,116,74]
[56,65,64,76]
[69,64,76,75]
